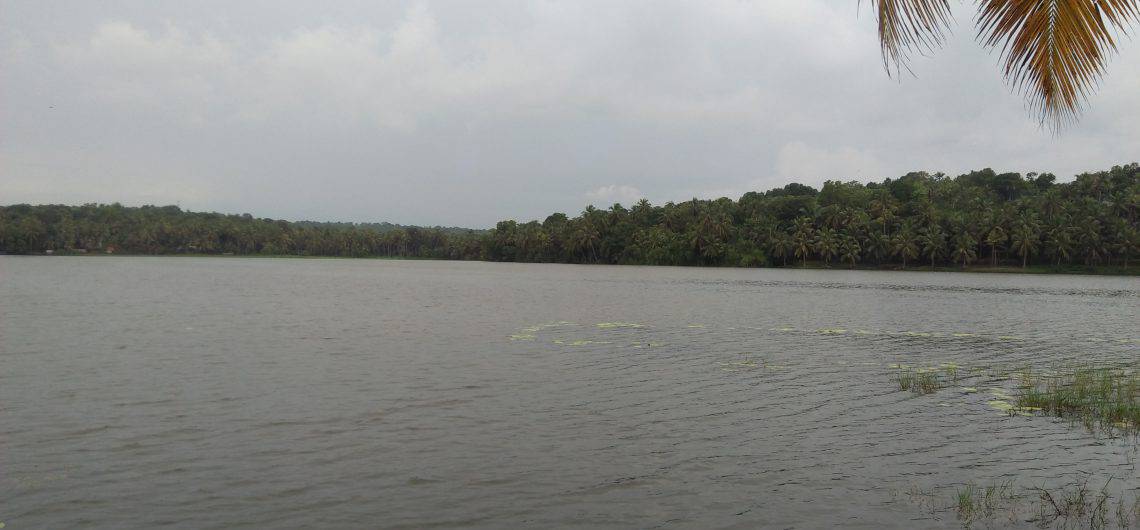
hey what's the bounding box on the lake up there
[1,256,1137,528]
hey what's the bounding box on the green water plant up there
[954,480,1018,524]
[895,367,944,395]
[929,479,1138,528]
[1015,365,1140,435]
[956,483,977,521]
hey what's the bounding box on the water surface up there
[2,257,1137,528]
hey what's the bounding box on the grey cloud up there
[2,0,1137,227]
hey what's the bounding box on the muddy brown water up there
[2,257,1137,528]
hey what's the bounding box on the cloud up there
[586,185,644,206]
[1,0,1138,227]
[57,21,231,118]
[776,142,883,182]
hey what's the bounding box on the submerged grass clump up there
[955,480,1017,523]
[1015,366,1140,435]
[895,367,945,395]
[907,479,1140,528]
[1028,479,1140,529]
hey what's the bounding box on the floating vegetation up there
[547,339,611,346]
[596,322,643,329]
[816,328,847,334]
[899,331,934,338]
[717,359,760,372]
[888,361,1139,434]
[987,399,1015,412]
[895,367,945,395]
[686,324,706,329]
[508,321,576,341]
[988,388,1015,401]
[985,399,1038,416]
[1015,365,1140,435]
[565,339,611,346]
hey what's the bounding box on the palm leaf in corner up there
[869,0,955,74]
[869,0,1140,129]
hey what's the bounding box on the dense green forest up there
[0,205,486,259]
[2,163,1137,271]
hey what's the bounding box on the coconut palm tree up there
[792,217,815,267]
[952,233,977,268]
[1077,220,1104,265]
[919,225,946,270]
[840,236,862,269]
[891,226,919,268]
[1010,221,1040,268]
[865,231,890,265]
[769,229,792,267]
[869,0,1139,128]
[814,227,841,266]
[985,225,1006,266]
[1111,225,1139,267]
[1045,227,1074,266]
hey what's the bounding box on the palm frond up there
[867,0,956,74]
[975,0,1140,129]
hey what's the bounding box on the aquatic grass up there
[1031,479,1118,528]
[954,480,1017,524]
[920,479,1138,528]
[895,367,945,395]
[956,484,977,520]
[1015,365,1140,435]
[982,481,1015,517]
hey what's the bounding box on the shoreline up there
[6,252,1138,276]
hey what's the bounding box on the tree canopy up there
[2,163,1137,271]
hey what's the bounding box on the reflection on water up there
[1,257,1137,528]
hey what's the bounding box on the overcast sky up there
[2,1,1138,227]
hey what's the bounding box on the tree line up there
[2,163,1137,270]
[0,204,484,259]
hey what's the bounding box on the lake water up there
[2,257,1137,528]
